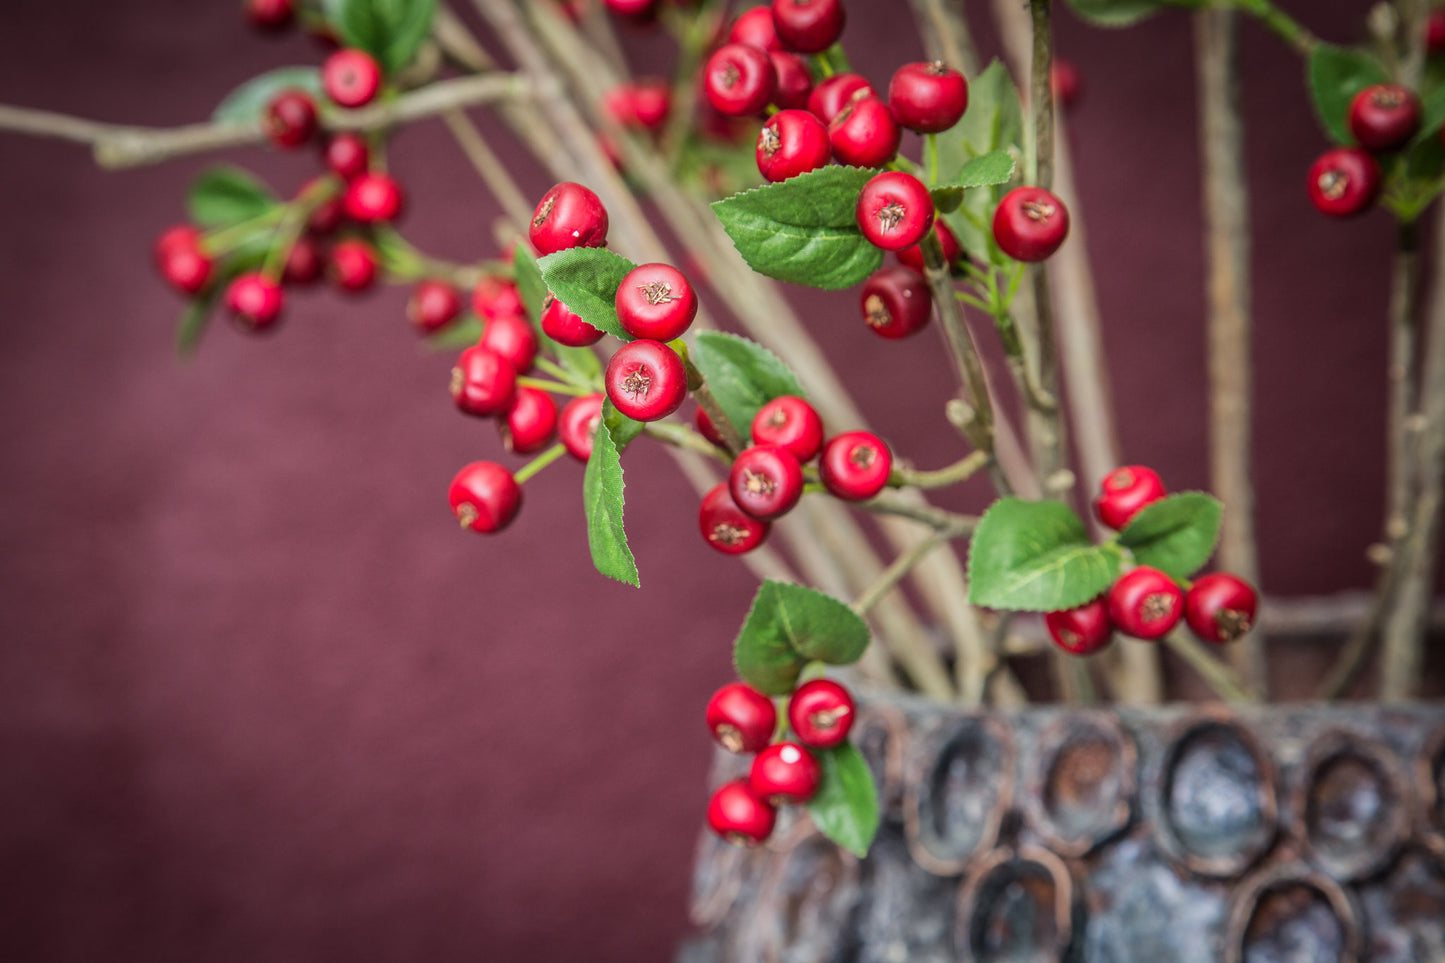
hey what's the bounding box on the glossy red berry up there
[616,263,697,341]
[328,238,378,292]
[819,431,892,501]
[226,273,284,330]
[500,386,559,454]
[704,43,777,118]
[450,345,517,417]
[1429,11,1445,54]
[1044,597,1113,655]
[263,90,318,148]
[749,742,822,804]
[787,679,854,749]
[769,52,814,110]
[770,0,845,54]
[751,395,823,463]
[1051,58,1083,109]
[1185,573,1258,645]
[282,237,324,285]
[756,109,831,183]
[530,182,609,255]
[343,172,405,223]
[603,0,657,16]
[407,279,462,333]
[857,171,935,252]
[728,6,781,51]
[705,681,777,752]
[1108,567,1184,641]
[323,48,382,108]
[859,265,931,339]
[605,339,688,421]
[897,220,963,272]
[558,394,604,461]
[323,132,370,180]
[308,196,344,235]
[707,779,776,846]
[695,406,726,447]
[605,79,671,132]
[154,226,213,294]
[829,95,901,168]
[479,313,538,375]
[1348,84,1421,153]
[473,277,524,321]
[1093,465,1166,531]
[1306,147,1381,218]
[448,461,522,534]
[808,73,873,124]
[888,61,968,133]
[541,293,605,347]
[246,0,294,31]
[729,445,805,520]
[993,186,1070,262]
[699,483,771,555]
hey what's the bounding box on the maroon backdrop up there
[0,1,1433,960]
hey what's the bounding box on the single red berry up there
[408,280,462,333]
[541,292,605,347]
[787,679,854,749]
[1051,58,1083,109]
[1093,465,1166,531]
[308,196,344,235]
[828,95,901,168]
[1044,597,1113,655]
[500,386,559,454]
[246,0,294,31]
[607,79,671,132]
[888,61,968,134]
[479,313,538,375]
[226,273,284,330]
[473,277,524,321]
[616,263,698,341]
[729,445,804,520]
[448,461,522,534]
[530,182,610,255]
[603,0,658,16]
[1185,573,1259,645]
[857,171,935,252]
[343,172,405,223]
[323,48,382,108]
[751,396,823,463]
[819,431,892,501]
[749,742,822,804]
[450,345,517,417]
[769,52,814,111]
[756,109,832,183]
[808,72,873,124]
[323,133,370,180]
[859,265,931,339]
[705,681,777,752]
[695,406,726,447]
[704,43,777,118]
[707,779,776,846]
[1429,11,1445,54]
[328,238,378,292]
[155,224,201,256]
[1306,147,1381,218]
[605,339,688,422]
[263,89,318,149]
[993,187,1069,262]
[559,393,604,461]
[699,483,771,555]
[770,0,845,54]
[728,6,781,51]
[896,220,963,272]
[1348,84,1421,153]
[154,226,213,294]
[1108,567,1184,641]
[283,237,324,285]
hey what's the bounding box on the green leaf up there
[538,247,637,342]
[513,245,603,381]
[602,398,644,452]
[187,166,279,229]
[1412,84,1445,148]
[175,291,219,358]
[711,165,883,290]
[1308,44,1389,145]
[806,744,879,858]
[733,581,870,694]
[931,149,1017,213]
[425,315,484,349]
[689,332,805,442]
[212,66,323,123]
[1117,492,1222,579]
[582,412,640,587]
[936,61,1022,260]
[967,498,1121,611]
[321,0,437,75]
[1063,0,1170,27]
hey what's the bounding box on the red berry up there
[756,109,832,182]
[1348,84,1421,153]
[450,345,517,417]
[808,72,873,124]
[154,226,213,294]
[1093,465,1166,531]
[897,220,963,272]
[1044,597,1113,655]
[1108,567,1184,641]
[728,6,781,51]
[323,133,370,180]
[605,339,688,421]
[1306,147,1381,218]
[616,263,697,341]
[530,182,609,255]
[448,461,522,534]
[408,279,462,333]
[603,0,657,16]
[155,224,201,255]
[559,393,604,461]
[819,431,891,501]
[888,61,968,133]
[1184,573,1258,645]
[283,237,324,285]
[993,187,1070,262]
[704,43,777,117]
[828,95,901,168]
[246,0,294,31]
[859,265,932,339]
[699,483,771,554]
[751,395,823,463]
[263,90,318,149]
[226,273,284,330]
[1429,11,1445,54]
[541,292,605,347]
[308,196,344,235]
[729,445,804,520]
[787,679,854,749]
[328,238,378,292]
[1051,58,1083,109]
[707,779,776,846]
[473,277,524,321]
[343,172,405,223]
[769,52,814,110]
[323,48,382,108]
[770,0,845,54]
[500,386,560,454]
[606,79,671,132]
[857,171,935,252]
[705,681,777,752]
[749,742,822,804]
[695,406,726,447]
[480,313,539,375]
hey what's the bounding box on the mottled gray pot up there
[678,699,1445,963]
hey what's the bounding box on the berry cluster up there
[1307,82,1423,218]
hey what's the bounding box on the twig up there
[907,0,980,75]
[1162,629,1259,703]
[854,524,972,616]
[440,109,533,230]
[641,421,730,464]
[893,450,990,489]
[857,496,978,533]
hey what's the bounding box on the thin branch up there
[907,0,980,75]
[854,524,972,617]
[893,450,989,489]
[440,109,533,230]
[857,495,978,533]
[1162,629,1259,703]
[641,421,730,464]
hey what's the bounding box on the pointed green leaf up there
[967,498,1121,611]
[175,290,219,358]
[425,315,484,350]
[806,743,879,858]
[212,66,323,123]
[931,150,1017,213]
[187,166,279,229]
[733,581,870,694]
[1411,83,1445,148]
[935,61,1022,261]
[538,247,637,342]
[1117,492,1222,579]
[690,332,805,442]
[516,245,604,381]
[1308,44,1389,145]
[601,398,644,452]
[322,0,437,74]
[582,413,639,587]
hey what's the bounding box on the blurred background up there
[0,0,1440,960]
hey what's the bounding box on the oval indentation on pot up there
[956,846,1076,963]
[1224,865,1362,963]
[1296,732,1408,881]
[853,702,908,820]
[756,825,858,963]
[1158,718,1277,878]
[1420,724,1445,856]
[904,716,1014,876]
[1030,713,1135,857]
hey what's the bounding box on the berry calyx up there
[896,220,963,272]
[343,172,405,223]
[699,483,771,554]
[749,742,822,804]
[856,171,935,252]
[1093,465,1166,531]
[993,186,1070,262]
[500,386,559,454]
[728,6,782,52]
[616,263,698,341]
[226,273,284,330]
[154,225,213,294]
[473,277,524,321]
[751,395,823,463]
[705,682,777,753]
[605,339,688,421]
[448,461,522,534]
[770,0,845,54]
[263,89,318,149]
[703,43,777,118]
[1044,597,1114,655]
[246,0,294,31]
[408,280,463,333]
[828,95,901,168]
[819,431,892,501]
[559,393,604,461]
[756,109,831,182]
[322,48,382,108]
[888,61,969,134]
[328,238,379,292]
[729,445,805,520]
[1108,567,1184,641]
[450,345,517,417]
[541,293,605,347]
[769,52,814,111]
[323,132,370,180]
[1185,573,1259,645]
[707,779,776,846]
[859,265,932,339]
[787,679,854,749]
[530,182,609,255]
[808,73,873,124]
[479,313,539,375]
[1348,83,1421,153]
[1307,147,1381,218]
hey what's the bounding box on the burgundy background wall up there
[0,1,1437,960]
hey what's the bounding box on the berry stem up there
[892,450,990,489]
[852,522,972,617]
[516,376,594,397]
[926,133,940,186]
[1224,0,1319,56]
[512,441,568,484]
[534,356,598,390]
[857,494,978,533]
[372,225,493,288]
[906,0,981,75]
[683,360,745,454]
[641,421,731,465]
[1160,628,1258,703]
[200,206,288,255]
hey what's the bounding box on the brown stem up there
[1162,629,1259,703]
